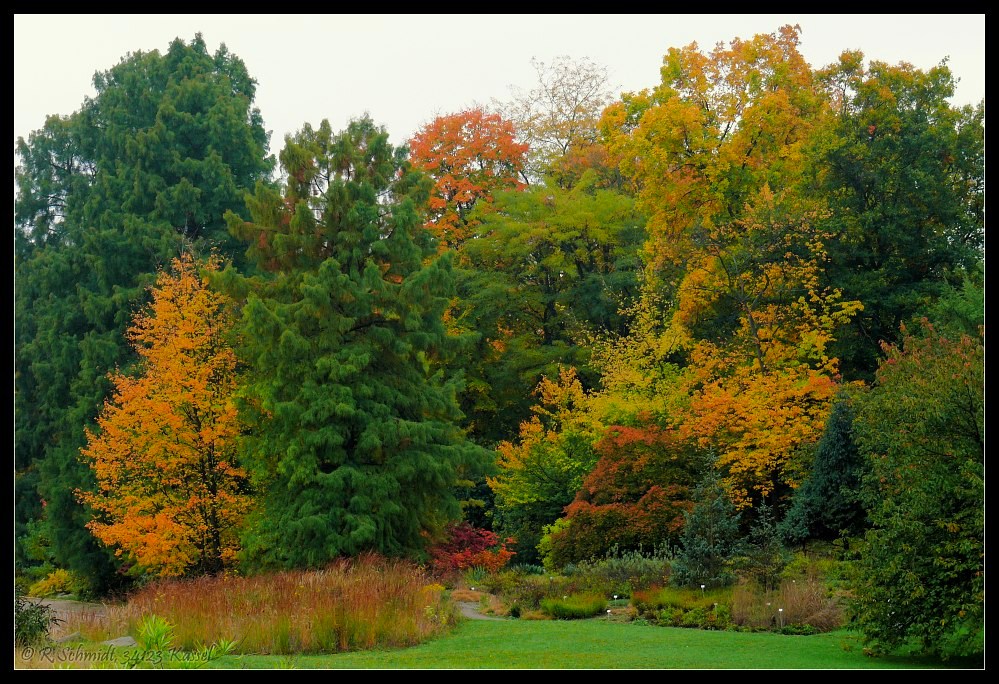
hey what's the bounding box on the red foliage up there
[545,424,700,566]
[429,522,516,575]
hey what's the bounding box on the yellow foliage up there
[79,253,251,577]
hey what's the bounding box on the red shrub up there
[430,522,516,575]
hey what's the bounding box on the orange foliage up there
[79,254,251,577]
[409,108,527,250]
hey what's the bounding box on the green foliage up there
[453,182,645,442]
[735,503,790,590]
[852,326,984,660]
[222,116,489,568]
[671,468,742,589]
[15,34,272,593]
[540,592,607,619]
[561,545,675,598]
[781,393,867,545]
[813,56,984,380]
[15,588,61,645]
[136,614,176,651]
[631,586,732,630]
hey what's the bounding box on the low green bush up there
[541,593,607,620]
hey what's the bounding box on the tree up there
[488,368,600,564]
[671,467,742,589]
[409,108,527,251]
[736,502,790,590]
[812,54,984,379]
[602,24,823,287]
[852,325,984,659]
[222,116,489,568]
[541,423,699,568]
[15,34,272,593]
[672,189,861,509]
[780,392,866,546]
[80,254,250,577]
[453,181,645,441]
[497,55,615,185]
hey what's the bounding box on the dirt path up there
[30,598,111,639]
[456,601,506,621]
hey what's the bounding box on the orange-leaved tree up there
[409,108,527,251]
[80,253,250,577]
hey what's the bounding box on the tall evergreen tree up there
[671,467,743,589]
[780,393,867,545]
[15,34,272,593]
[221,116,489,568]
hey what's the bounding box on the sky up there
[14,14,985,160]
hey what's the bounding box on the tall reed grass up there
[61,554,456,654]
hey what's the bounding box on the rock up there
[102,636,137,647]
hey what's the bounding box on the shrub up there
[541,593,607,619]
[564,545,674,597]
[28,568,82,598]
[15,588,61,645]
[429,522,516,578]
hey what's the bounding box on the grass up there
[210,619,983,669]
[55,554,455,654]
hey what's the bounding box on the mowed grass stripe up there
[214,619,976,669]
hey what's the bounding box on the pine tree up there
[671,468,742,589]
[780,393,866,546]
[221,116,489,568]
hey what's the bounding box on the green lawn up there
[213,618,982,669]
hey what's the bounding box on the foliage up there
[15,34,272,593]
[852,325,984,660]
[541,424,699,567]
[560,545,675,597]
[27,568,82,598]
[15,587,62,645]
[409,108,527,250]
[80,254,251,577]
[453,183,644,442]
[671,468,742,589]
[735,502,790,590]
[780,393,866,545]
[812,54,984,379]
[540,592,607,620]
[489,368,601,562]
[429,522,516,576]
[495,55,615,186]
[222,116,489,568]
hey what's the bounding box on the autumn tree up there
[852,325,984,660]
[540,423,699,568]
[80,254,250,577]
[15,34,272,593]
[497,55,615,185]
[222,116,489,568]
[409,108,527,250]
[489,368,601,564]
[602,24,823,287]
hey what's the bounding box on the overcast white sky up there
[14,14,985,161]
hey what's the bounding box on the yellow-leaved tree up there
[80,253,250,577]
